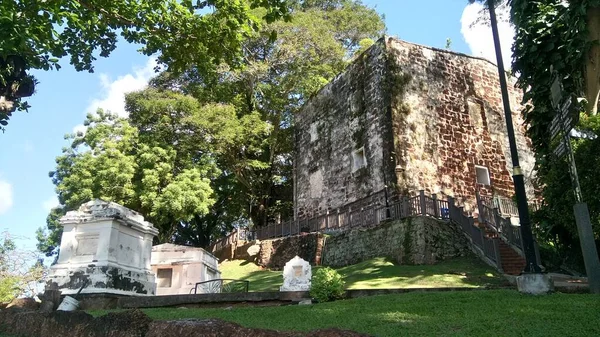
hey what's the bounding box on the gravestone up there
[280,256,311,291]
[46,200,159,296]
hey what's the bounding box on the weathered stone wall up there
[322,217,470,268]
[0,309,367,337]
[294,36,536,216]
[294,41,392,218]
[209,235,321,271]
[386,38,535,210]
[257,233,324,270]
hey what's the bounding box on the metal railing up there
[207,188,534,273]
[208,227,254,253]
[190,279,250,294]
[253,190,450,240]
[447,197,500,265]
[476,192,523,250]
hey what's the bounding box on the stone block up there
[516,273,554,295]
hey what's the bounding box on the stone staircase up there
[498,240,526,275]
[474,219,526,275]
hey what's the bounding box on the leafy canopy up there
[509,0,600,271]
[0,0,293,129]
[38,0,386,254]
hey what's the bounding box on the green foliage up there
[0,232,46,302]
[35,208,66,257]
[38,1,385,254]
[310,267,345,302]
[445,38,452,50]
[153,0,384,227]
[510,0,600,271]
[39,104,218,253]
[0,276,20,303]
[530,114,600,272]
[0,0,293,129]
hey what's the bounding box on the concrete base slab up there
[516,273,554,295]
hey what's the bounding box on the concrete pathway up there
[549,273,589,291]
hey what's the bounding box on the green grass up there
[91,290,600,336]
[219,257,508,291]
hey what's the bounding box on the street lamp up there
[485,0,542,274]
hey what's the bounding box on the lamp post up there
[486,0,541,273]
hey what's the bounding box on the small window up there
[475,166,490,185]
[157,268,173,288]
[352,147,367,172]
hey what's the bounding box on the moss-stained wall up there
[294,36,536,216]
[321,217,470,268]
[257,233,324,270]
[294,41,392,218]
[385,38,535,210]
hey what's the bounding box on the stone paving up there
[549,273,589,291]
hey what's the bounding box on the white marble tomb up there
[151,243,221,295]
[280,256,311,292]
[46,200,159,296]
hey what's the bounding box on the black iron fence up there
[447,196,501,265]
[476,192,523,250]
[209,227,253,253]
[209,188,532,273]
[254,190,450,240]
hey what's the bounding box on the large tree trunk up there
[585,5,600,115]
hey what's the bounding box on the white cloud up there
[85,57,158,118]
[72,124,87,135]
[460,3,514,70]
[42,195,59,212]
[0,178,13,215]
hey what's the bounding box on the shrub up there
[310,267,345,302]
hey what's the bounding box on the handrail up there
[251,190,451,240]
[190,279,249,294]
[207,189,533,273]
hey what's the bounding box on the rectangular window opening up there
[475,165,491,185]
[352,147,367,172]
[157,268,173,288]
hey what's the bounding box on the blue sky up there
[0,1,512,251]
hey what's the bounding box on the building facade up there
[294,36,535,217]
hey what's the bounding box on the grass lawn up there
[91,290,600,336]
[219,256,508,291]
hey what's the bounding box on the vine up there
[510,0,600,272]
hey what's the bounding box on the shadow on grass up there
[135,290,600,337]
[339,256,508,289]
[220,255,508,292]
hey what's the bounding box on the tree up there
[154,0,385,227]
[0,232,46,302]
[0,0,293,130]
[38,0,386,254]
[508,0,600,271]
[37,107,218,255]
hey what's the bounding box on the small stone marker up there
[280,256,311,292]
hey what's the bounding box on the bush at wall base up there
[310,267,346,303]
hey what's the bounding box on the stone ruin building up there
[294,36,536,218]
